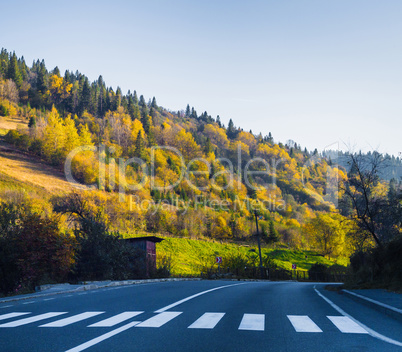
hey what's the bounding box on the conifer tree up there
[36,60,48,94]
[133,90,139,105]
[151,97,158,109]
[0,48,9,77]
[268,132,273,144]
[79,78,91,115]
[216,115,221,127]
[134,131,145,159]
[190,107,197,119]
[7,52,22,88]
[28,116,36,128]
[226,119,237,139]
[141,115,151,134]
[204,137,213,154]
[268,220,279,243]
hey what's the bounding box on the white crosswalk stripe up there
[287,315,323,332]
[327,316,368,334]
[40,312,105,327]
[88,312,143,327]
[0,311,375,334]
[136,312,182,328]
[238,314,265,331]
[0,312,67,327]
[188,312,225,329]
[0,312,30,321]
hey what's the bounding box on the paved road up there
[0,281,401,351]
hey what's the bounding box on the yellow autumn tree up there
[42,106,66,162]
[174,129,200,162]
[203,124,229,149]
[49,74,72,105]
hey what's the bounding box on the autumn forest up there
[0,49,401,295]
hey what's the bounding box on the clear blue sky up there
[2,0,401,156]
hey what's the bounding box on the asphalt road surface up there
[0,280,401,352]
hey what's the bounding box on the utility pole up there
[254,210,264,279]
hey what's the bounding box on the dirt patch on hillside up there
[0,116,28,131]
[0,143,74,193]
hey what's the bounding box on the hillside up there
[1,48,398,274]
[0,142,73,194]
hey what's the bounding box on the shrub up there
[4,129,21,145]
[349,235,402,288]
[308,263,328,281]
[0,201,76,294]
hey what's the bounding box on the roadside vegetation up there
[0,48,400,295]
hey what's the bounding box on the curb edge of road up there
[0,278,202,304]
[341,289,402,323]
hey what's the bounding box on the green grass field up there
[142,236,348,276]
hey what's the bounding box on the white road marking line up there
[238,314,265,331]
[343,290,402,315]
[65,283,249,352]
[155,282,248,313]
[327,316,369,334]
[0,305,13,309]
[88,312,143,327]
[40,312,104,327]
[188,312,225,329]
[287,315,322,332]
[22,301,35,305]
[43,298,55,301]
[0,312,67,327]
[136,312,182,328]
[315,288,402,347]
[64,321,141,352]
[0,312,30,321]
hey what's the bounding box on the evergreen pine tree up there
[227,119,237,139]
[204,137,213,155]
[141,115,151,134]
[28,116,36,128]
[150,107,157,125]
[52,66,61,77]
[268,220,279,243]
[0,48,9,77]
[7,52,22,88]
[190,107,197,119]
[268,132,273,144]
[134,132,145,159]
[37,60,48,94]
[133,90,139,105]
[79,78,91,115]
[216,115,221,127]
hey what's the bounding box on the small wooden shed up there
[124,236,164,277]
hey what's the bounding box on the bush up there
[153,256,172,278]
[53,192,148,281]
[4,129,21,145]
[308,263,328,281]
[0,201,76,294]
[349,235,402,289]
[0,102,8,116]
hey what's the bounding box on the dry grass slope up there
[0,144,74,194]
